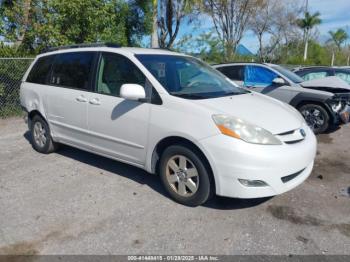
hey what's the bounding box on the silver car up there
[214,63,350,134]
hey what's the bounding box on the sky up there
[176,0,350,54]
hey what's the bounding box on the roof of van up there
[38,46,182,58]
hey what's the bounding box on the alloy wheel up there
[33,122,47,148]
[165,155,199,197]
[301,108,325,131]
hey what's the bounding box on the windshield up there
[271,65,304,84]
[136,54,248,99]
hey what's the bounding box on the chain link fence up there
[0,58,34,118]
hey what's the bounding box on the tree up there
[296,11,321,61]
[124,0,153,46]
[157,0,195,49]
[1,0,132,51]
[259,0,303,62]
[329,28,348,51]
[151,0,159,47]
[0,0,34,48]
[174,31,224,63]
[203,0,257,61]
[249,0,277,62]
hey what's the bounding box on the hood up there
[193,92,304,134]
[301,76,350,92]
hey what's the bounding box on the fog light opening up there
[238,179,268,187]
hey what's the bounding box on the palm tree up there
[151,0,159,48]
[297,11,322,61]
[329,28,348,51]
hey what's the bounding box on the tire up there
[298,104,330,134]
[159,145,212,206]
[30,115,59,154]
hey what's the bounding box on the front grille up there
[281,168,305,183]
[284,139,304,145]
[277,130,295,136]
[276,128,306,144]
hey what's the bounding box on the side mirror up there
[272,77,286,86]
[120,84,146,101]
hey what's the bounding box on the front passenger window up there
[335,72,350,84]
[97,53,146,96]
[303,71,328,81]
[244,65,278,88]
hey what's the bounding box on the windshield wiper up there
[223,91,249,96]
[171,93,206,99]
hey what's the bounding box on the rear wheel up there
[298,104,330,134]
[30,115,58,154]
[159,145,212,206]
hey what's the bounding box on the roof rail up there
[41,42,121,53]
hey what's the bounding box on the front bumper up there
[338,105,350,124]
[200,126,317,199]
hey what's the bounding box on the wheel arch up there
[27,109,47,127]
[289,92,335,123]
[150,136,216,194]
[295,100,335,123]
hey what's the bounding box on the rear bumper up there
[199,126,317,199]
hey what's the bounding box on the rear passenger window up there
[51,52,94,90]
[27,55,55,84]
[217,66,245,81]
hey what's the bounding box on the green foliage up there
[329,28,349,51]
[0,43,33,57]
[125,0,153,46]
[296,11,322,31]
[174,31,255,64]
[33,0,129,50]
[0,0,153,53]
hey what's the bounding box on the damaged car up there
[293,66,350,85]
[214,63,350,134]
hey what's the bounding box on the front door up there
[87,52,151,166]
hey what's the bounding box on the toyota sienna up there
[20,43,317,206]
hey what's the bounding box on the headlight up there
[330,100,343,112]
[212,114,282,145]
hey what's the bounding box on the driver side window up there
[244,65,278,88]
[97,53,146,96]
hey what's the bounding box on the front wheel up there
[298,104,330,134]
[159,145,212,206]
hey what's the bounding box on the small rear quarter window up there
[27,55,55,84]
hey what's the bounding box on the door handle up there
[89,98,101,105]
[76,95,88,102]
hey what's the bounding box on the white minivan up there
[20,43,317,206]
